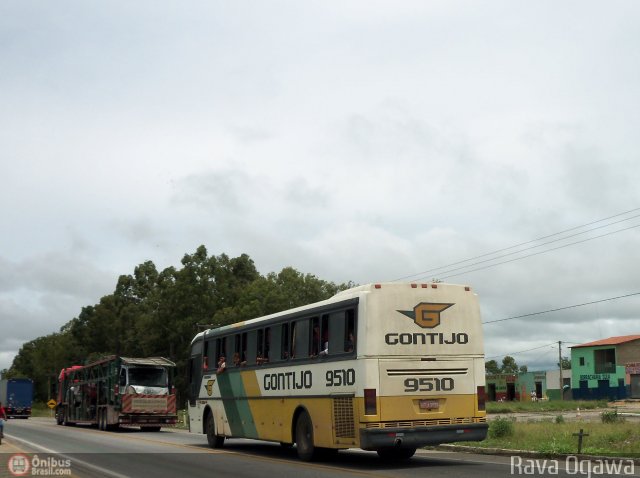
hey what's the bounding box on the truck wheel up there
[99,410,107,431]
[62,409,71,426]
[295,410,316,461]
[205,413,224,448]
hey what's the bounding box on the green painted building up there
[570,335,640,400]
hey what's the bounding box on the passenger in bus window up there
[216,356,226,374]
[345,331,355,352]
[233,352,246,367]
[311,325,321,356]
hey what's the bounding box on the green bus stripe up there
[217,371,258,438]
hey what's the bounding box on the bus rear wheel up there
[295,410,316,461]
[206,413,224,448]
[376,447,416,461]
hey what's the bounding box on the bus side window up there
[233,334,241,367]
[281,323,289,360]
[345,309,356,353]
[261,327,271,364]
[320,314,329,356]
[293,319,309,359]
[256,329,264,364]
[310,317,320,356]
[290,322,296,358]
[216,337,227,363]
[328,311,345,355]
[328,308,356,355]
[247,330,258,365]
[204,339,215,371]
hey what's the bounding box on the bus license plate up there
[419,399,439,410]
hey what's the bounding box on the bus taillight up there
[477,386,486,411]
[364,389,377,415]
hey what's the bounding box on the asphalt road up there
[0,418,636,478]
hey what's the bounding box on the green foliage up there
[6,245,350,405]
[486,399,608,414]
[485,359,500,374]
[501,356,519,374]
[485,355,523,375]
[463,421,639,457]
[601,409,625,423]
[555,415,564,424]
[489,416,515,438]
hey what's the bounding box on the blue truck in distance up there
[0,378,34,418]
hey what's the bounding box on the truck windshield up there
[127,367,168,387]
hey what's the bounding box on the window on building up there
[594,348,616,374]
[579,357,585,366]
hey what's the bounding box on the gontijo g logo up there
[397,303,454,328]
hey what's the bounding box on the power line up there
[394,206,640,281]
[437,223,640,280]
[483,291,640,325]
[428,216,640,280]
[486,342,556,359]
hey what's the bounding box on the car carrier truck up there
[56,356,177,431]
[0,378,33,418]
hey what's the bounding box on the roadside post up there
[47,398,56,418]
[572,428,589,454]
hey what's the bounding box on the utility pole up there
[558,341,564,401]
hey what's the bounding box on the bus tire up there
[295,410,316,461]
[206,413,224,448]
[376,447,416,461]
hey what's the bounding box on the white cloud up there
[1,1,640,371]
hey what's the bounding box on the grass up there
[30,401,55,418]
[486,400,608,414]
[460,420,640,457]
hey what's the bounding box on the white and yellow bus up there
[187,282,487,461]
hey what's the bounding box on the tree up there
[5,246,352,404]
[485,359,501,375]
[501,356,519,374]
[485,356,525,375]
[558,356,571,370]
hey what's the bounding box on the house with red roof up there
[570,335,640,399]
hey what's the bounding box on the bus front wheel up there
[206,413,224,448]
[295,410,316,461]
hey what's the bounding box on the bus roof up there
[192,282,473,343]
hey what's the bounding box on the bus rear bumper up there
[359,423,488,450]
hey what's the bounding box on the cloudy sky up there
[2,1,639,373]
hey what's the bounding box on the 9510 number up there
[326,369,356,387]
[404,377,454,392]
